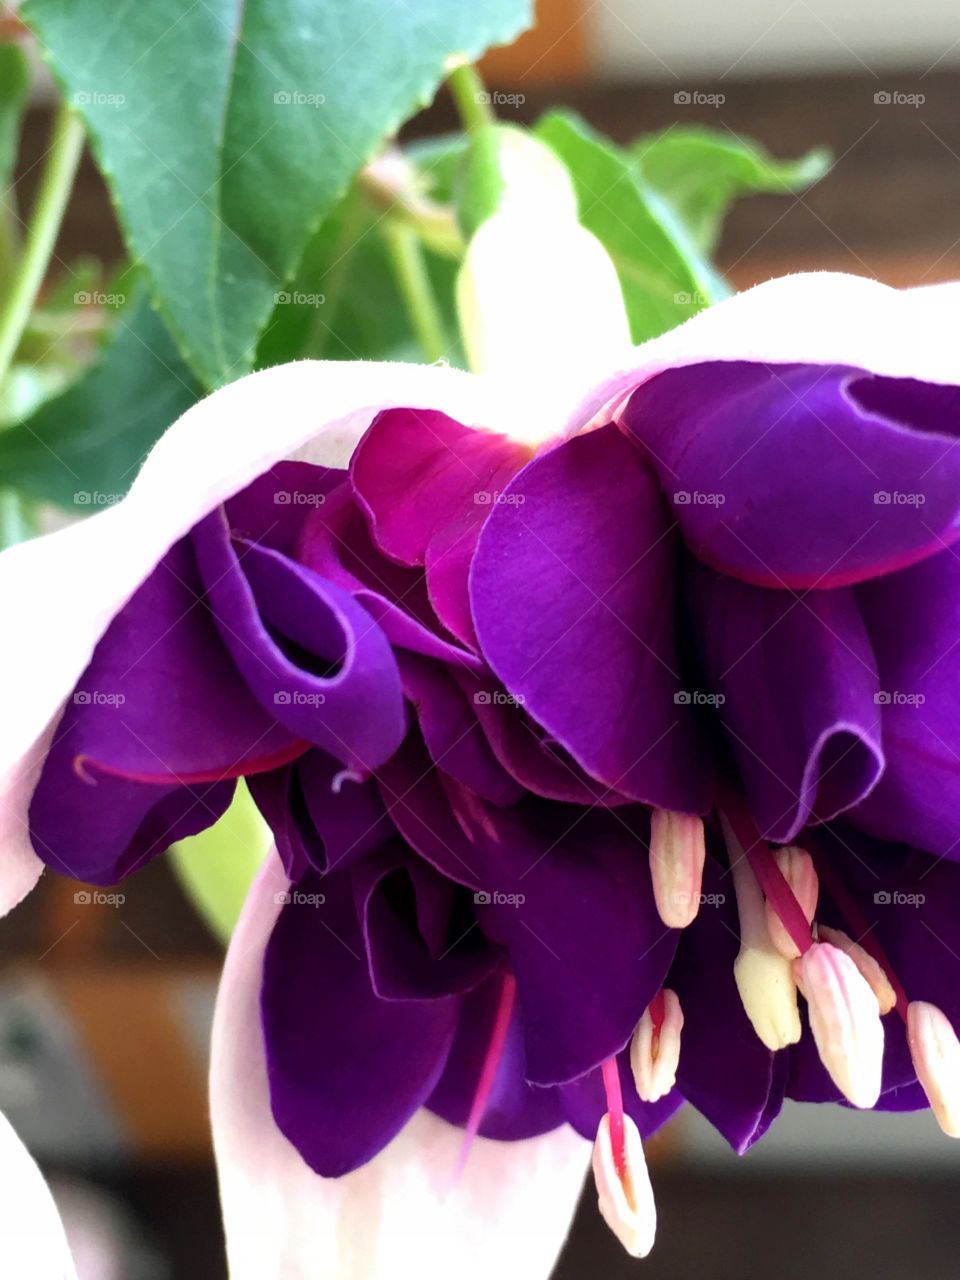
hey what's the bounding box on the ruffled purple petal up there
[471,423,710,811]
[685,559,884,842]
[192,506,405,773]
[853,551,960,857]
[620,362,960,589]
[29,537,293,882]
[261,867,458,1177]
[352,409,531,648]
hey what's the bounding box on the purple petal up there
[453,666,629,806]
[620,362,960,589]
[685,560,884,843]
[560,1050,683,1141]
[399,654,523,805]
[299,485,482,670]
[669,855,786,1153]
[354,846,499,1000]
[249,749,392,879]
[352,409,531,647]
[225,460,345,556]
[471,423,710,811]
[428,978,567,1141]
[853,551,960,857]
[193,506,405,772]
[29,537,293,881]
[261,868,458,1176]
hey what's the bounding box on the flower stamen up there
[722,813,802,1050]
[631,988,683,1103]
[592,1058,657,1257]
[907,1001,960,1137]
[794,941,884,1108]
[765,846,819,960]
[649,810,706,928]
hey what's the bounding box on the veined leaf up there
[25,0,533,387]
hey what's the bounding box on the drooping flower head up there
[5,274,960,1273]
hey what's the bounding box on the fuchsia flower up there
[4,272,960,1276]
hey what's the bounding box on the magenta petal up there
[686,560,884,842]
[472,423,710,810]
[352,409,531,647]
[299,486,481,670]
[621,361,960,589]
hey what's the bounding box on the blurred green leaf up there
[536,111,726,343]
[0,273,200,509]
[25,0,532,387]
[256,186,462,368]
[0,44,28,190]
[0,44,30,290]
[633,127,830,256]
[169,781,272,946]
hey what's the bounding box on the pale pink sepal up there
[0,1111,76,1278]
[210,851,590,1280]
[568,272,960,436]
[0,359,492,916]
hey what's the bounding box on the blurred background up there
[4,1,960,1276]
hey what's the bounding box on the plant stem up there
[384,220,446,363]
[0,104,85,389]
[447,62,495,135]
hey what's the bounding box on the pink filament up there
[722,799,813,957]
[601,1056,627,1178]
[454,973,517,1179]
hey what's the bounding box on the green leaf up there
[0,272,200,508]
[0,44,28,191]
[169,781,272,945]
[633,127,830,256]
[0,44,30,288]
[536,111,725,343]
[25,0,532,388]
